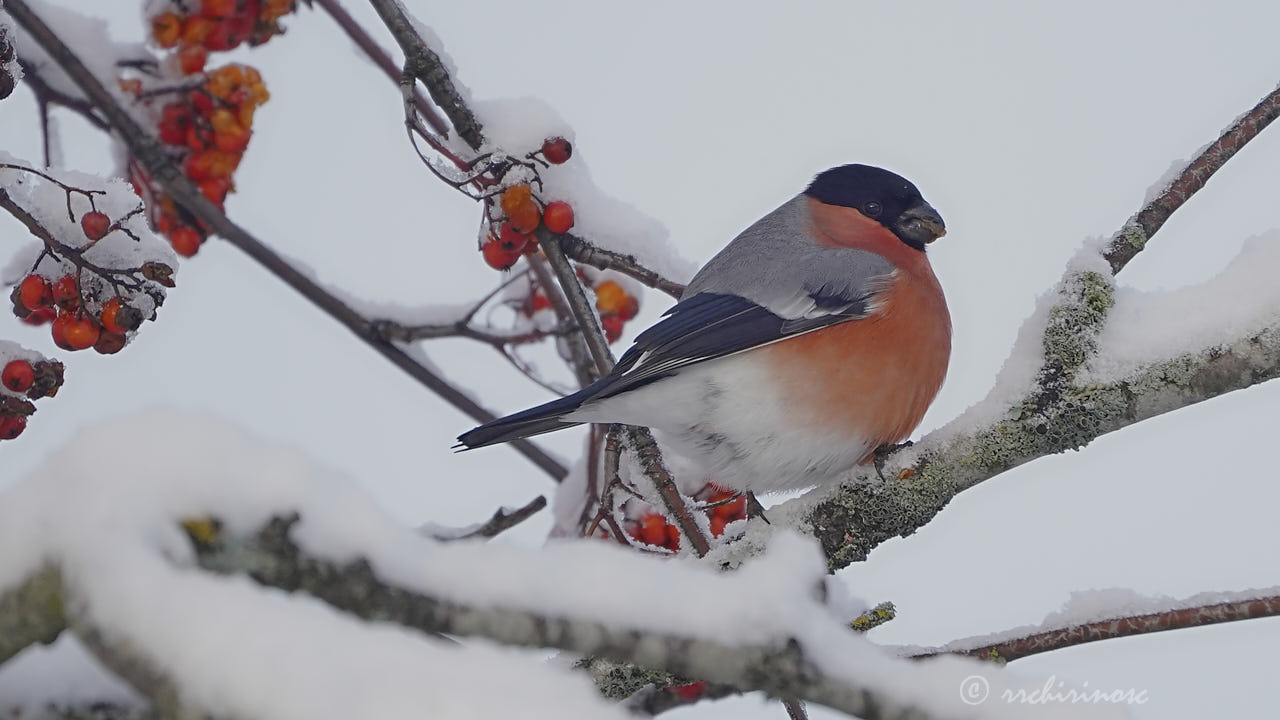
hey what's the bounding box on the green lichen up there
[577,656,678,700]
[1120,223,1148,250]
[1041,271,1116,382]
[849,601,896,632]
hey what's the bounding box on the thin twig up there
[16,57,109,130]
[623,426,712,558]
[4,0,569,483]
[425,495,547,541]
[559,231,685,299]
[911,593,1280,664]
[309,0,449,137]
[366,0,485,150]
[527,253,595,388]
[1103,85,1280,274]
[539,228,613,378]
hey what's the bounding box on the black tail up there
[456,388,592,449]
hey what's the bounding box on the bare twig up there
[309,0,449,137]
[559,231,685,299]
[623,426,712,558]
[425,495,547,541]
[1103,85,1280,274]
[527,253,595,388]
[15,56,109,130]
[366,0,485,150]
[539,228,614,378]
[5,0,568,483]
[912,593,1280,664]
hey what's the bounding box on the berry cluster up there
[149,0,296,74]
[0,24,15,102]
[0,342,65,442]
[478,138,576,271]
[12,270,149,354]
[131,64,270,256]
[516,270,641,344]
[622,485,747,552]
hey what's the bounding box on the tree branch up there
[4,0,568,483]
[911,592,1280,663]
[0,563,65,665]
[1103,85,1280,273]
[365,0,484,151]
[423,494,547,541]
[558,231,685,299]
[189,514,951,720]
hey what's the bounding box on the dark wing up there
[585,286,881,403]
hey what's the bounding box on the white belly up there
[566,352,875,493]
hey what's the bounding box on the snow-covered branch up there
[714,84,1280,573]
[0,414,1111,719]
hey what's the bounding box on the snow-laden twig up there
[907,589,1280,663]
[5,0,569,483]
[1102,85,1280,273]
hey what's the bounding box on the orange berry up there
[62,313,100,351]
[170,227,202,257]
[524,292,552,315]
[2,360,34,392]
[50,311,74,350]
[21,307,56,326]
[201,0,239,18]
[199,177,231,206]
[18,275,52,310]
[100,297,141,335]
[500,185,533,217]
[506,202,541,234]
[181,17,216,46]
[151,12,182,48]
[214,126,250,153]
[594,280,627,314]
[664,522,682,551]
[541,136,572,164]
[709,515,727,538]
[481,238,521,271]
[542,200,574,234]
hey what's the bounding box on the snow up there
[0,410,1120,718]
[8,0,148,106]
[0,635,142,717]
[471,94,698,286]
[1087,232,1280,380]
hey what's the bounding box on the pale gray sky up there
[3,2,1280,717]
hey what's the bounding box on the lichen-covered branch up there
[1103,84,1280,274]
[189,515,941,720]
[792,315,1280,571]
[910,593,1280,663]
[0,564,66,664]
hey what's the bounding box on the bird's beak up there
[894,200,947,245]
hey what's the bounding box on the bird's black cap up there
[805,164,945,250]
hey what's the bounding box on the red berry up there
[541,137,572,164]
[21,307,56,326]
[542,201,574,234]
[178,45,208,75]
[18,275,52,310]
[100,297,135,335]
[171,227,202,257]
[636,514,668,546]
[670,682,708,701]
[524,292,552,315]
[601,314,624,343]
[497,222,530,253]
[52,275,78,309]
[62,313,100,351]
[81,211,111,240]
[481,239,522,271]
[50,311,74,350]
[2,360,35,392]
[94,331,127,355]
[0,415,26,441]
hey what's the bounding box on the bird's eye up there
[863,201,882,218]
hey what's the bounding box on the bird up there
[458,164,951,494]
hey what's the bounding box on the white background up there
[3,1,1280,718]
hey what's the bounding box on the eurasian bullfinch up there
[458,164,950,494]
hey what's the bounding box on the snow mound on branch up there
[0,410,1120,719]
[1088,231,1280,379]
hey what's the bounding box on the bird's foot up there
[872,441,914,481]
[745,492,770,524]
